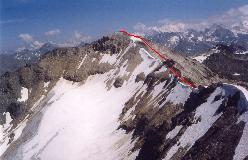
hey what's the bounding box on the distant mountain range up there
[146,24,248,55]
[1,24,248,76]
[0,43,57,75]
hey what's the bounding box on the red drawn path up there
[119,29,196,88]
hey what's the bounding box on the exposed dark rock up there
[135,73,146,83]
[203,47,248,83]
[162,59,175,68]
[92,36,120,54]
[171,85,216,126]
[182,91,244,160]
[133,116,149,138]
[113,78,124,88]
[244,155,248,160]
[136,127,165,160]
[63,74,82,82]
[213,94,223,102]
[144,72,169,92]
[6,102,24,118]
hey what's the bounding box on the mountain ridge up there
[0,33,248,160]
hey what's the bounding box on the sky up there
[1,0,248,51]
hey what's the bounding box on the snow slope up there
[164,87,224,160]
[3,41,159,160]
[10,75,141,160]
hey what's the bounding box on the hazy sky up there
[1,0,248,51]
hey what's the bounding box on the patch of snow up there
[232,84,248,160]
[139,48,156,60]
[155,66,167,73]
[0,113,27,156]
[130,36,141,43]
[165,83,192,106]
[134,84,148,100]
[123,106,136,121]
[114,42,135,66]
[197,36,203,41]
[193,54,209,63]
[169,36,179,45]
[233,73,240,76]
[44,82,50,88]
[0,112,13,156]
[92,58,96,62]
[13,118,28,142]
[235,51,248,55]
[17,87,29,102]
[151,82,165,99]
[130,48,158,79]
[166,125,183,139]
[31,95,45,111]
[233,111,248,160]
[77,54,87,69]
[47,78,79,104]
[100,53,117,65]
[211,48,221,54]
[0,112,13,137]
[163,87,224,160]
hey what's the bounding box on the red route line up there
[119,29,196,88]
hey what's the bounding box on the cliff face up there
[0,33,247,160]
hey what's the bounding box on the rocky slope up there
[0,33,248,160]
[193,44,248,83]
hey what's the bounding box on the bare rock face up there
[92,36,122,54]
[204,51,248,83]
[113,78,124,88]
[135,73,146,82]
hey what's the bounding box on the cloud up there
[16,40,44,52]
[19,33,33,43]
[56,31,92,47]
[74,31,92,42]
[133,23,147,32]
[133,21,209,34]
[133,4,248,33]
[16,46,26,52]
[18,33,44,49]
[45,29,61,36]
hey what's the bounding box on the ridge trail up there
[119,29,196,88]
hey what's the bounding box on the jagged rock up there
[135,73,146,82]
[92,36,120,54]
[113,78,124,88]
[6,102,24,118]
[204,51,248,82]
[63,74,82,82]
